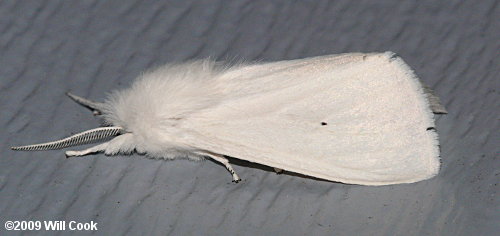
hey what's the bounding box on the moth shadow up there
[209,155,339,184]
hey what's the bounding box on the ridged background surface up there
[1,1,498,235]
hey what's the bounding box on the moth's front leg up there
[200,152,241,183]
[65,142,109,157]
[65,133,134,158]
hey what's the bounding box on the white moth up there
[12,52,447,186]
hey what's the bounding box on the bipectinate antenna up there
[11,127,124,151]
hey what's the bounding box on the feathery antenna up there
[66,92,105,115]
[11,127,124,151]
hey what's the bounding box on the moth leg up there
[65,142,109,157]
[273,167,284,174]
[65,133,134,158]
[204,153,241,183]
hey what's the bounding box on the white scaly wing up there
[180,52,440,186]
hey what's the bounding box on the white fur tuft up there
[102,60,226,160]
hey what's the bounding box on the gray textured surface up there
[1,0,498,235]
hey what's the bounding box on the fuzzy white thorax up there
[102,60,227,160]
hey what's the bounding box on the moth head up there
[11,93,126,151]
